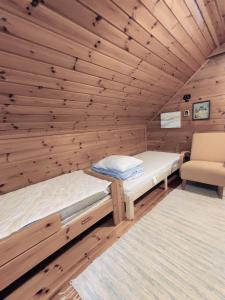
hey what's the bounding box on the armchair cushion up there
[191,132,225,163]
[181,161,225,187]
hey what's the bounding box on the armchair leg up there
[182,180,187,190]
[218,186,224,199]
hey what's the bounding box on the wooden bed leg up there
[218,186,224,199]
[182,180,187,190]
[125,201,134,220]
[111,180,125,225]
[164,177,168,190]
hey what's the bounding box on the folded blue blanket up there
[92,164,144,180]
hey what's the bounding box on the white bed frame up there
[91,166,178,221]
[125,171,170,220]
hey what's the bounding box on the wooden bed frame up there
[0,173,124,291]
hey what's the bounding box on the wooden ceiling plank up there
[0,95,162,114]
[215,0,225,43]
[203,0,225,44]
[0,9,179,94]
[0,33,173,96]
[141,0,205,65]
[208,43,225,57]
[81,0,194,77]
[0,67,172,104]
[0,81,170,111]
[112,0,200,71]
[44,0,188,82]
[0,50,173,99]
[184,0,216,50]
[41,0,184,85]
[164,0,212,57]
[76,0,192,80]
[196,0,220,46]
[0,82,168,108]
[0,1,183,87]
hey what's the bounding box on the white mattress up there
[123,151,179,199]
[0,170,111,240]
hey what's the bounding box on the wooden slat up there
[208,43,225,58]
[78,0,193,78]
[0,214,61,267]
[141,0,205,64]
[0,197,113,290]
[0,127,146,193]
[164,0,211,57]
[113,0,201,70]
[147,53,225,152]
[0,0,223,218]
[195,0,220,46]
[5,177,179,300]
[44,0,188,82]
[185,0,215,50]
[0,2,183,88]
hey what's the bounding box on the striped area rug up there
[71,185,225,300]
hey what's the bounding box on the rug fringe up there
[57,282,81,300]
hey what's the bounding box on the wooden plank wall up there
[147,52,225,152]
[0,0,224,192]
[0,0,222,137]
[0,126,146,194]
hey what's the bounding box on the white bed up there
[0,170,111,240]
[123,151,180,219]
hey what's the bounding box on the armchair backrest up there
[191,132,225,162]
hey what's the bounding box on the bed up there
[123,151,180,219]
[90,151,180,220]
[0,170,123,290]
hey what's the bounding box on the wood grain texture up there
[0,214,61,267]
[0,0,224,192]
[0,126,146,194]
[147,52,225,152]
[71,185,225,300]
[4,175,178,300]
[0,196,113,290]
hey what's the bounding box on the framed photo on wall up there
[192,100,210,120]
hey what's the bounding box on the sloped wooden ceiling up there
[0,0,224,136]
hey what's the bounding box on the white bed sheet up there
[0,170,111,240]
[123,151,179,197]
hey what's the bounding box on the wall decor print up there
[184,110,190,117]
[160,111,181,128]
[192,100,210,120]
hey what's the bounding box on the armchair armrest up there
[179,151,191,169]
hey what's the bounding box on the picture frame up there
[160,111,181,128]
[183,109,190,117]
[192,100,210,120]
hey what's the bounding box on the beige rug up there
[71,185,225,300]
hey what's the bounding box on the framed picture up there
[160,111,181,128]
[184,109,190,117]
[192,100,210,120]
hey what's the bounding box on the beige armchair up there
[180,132,225,199]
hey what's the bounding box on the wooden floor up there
[3,175,180,300]
[71,184,225,300]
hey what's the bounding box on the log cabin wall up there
[147,51,225,152]
[0,0,225,192]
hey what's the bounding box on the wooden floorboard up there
[3,174,180,300]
